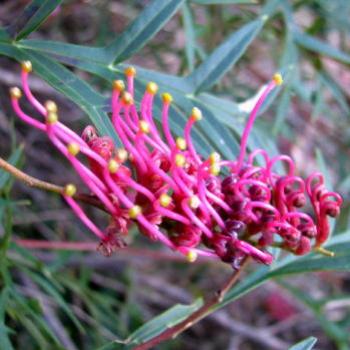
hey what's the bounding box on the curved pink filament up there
[21,70,46,116]
[11,97,45,131]
[181,199,213,238]
[237,79,278,169]
[64,196,105,239]
[184,117,201,165]
[161,101,176,149]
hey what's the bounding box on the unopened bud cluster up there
[10,62,342,267]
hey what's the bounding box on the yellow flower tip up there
[67,142,80,156]
[186,250,198,263]
[47,112,58,125]
[314,246,335,257]
[116,148,128,163]
[162,92,173,104]
[124,66,136,77]
[108,159,119,174]
[209,152,221,165]
[175,153,186,168]
[159,193,172,207]
[64,184,76,197]
[129,205,142,219]
[146,81,158,95]
[139,120,150,134]
[273,73,283,86]
[210,164,221,176]
[113,79,125,92]
[191,107,202,122]
[10,87,22,99]
[45,100,58,114]
[21,61,32,73]
[121,92,134,105]
[189,195,200,209]
[176,137,187,151]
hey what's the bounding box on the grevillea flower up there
[10,61,342,268]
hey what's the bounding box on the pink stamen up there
[237,79,278,169]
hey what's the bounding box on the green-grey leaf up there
[0,147,23,189]
[7,0,62,40]
[288,337,317,350]
[126,299,202,347]
[191,0,257,4]
[18,39,109,65]
[182,3,196,72]
[293,31,350,65]
[187,18,263,93]
[107,0,184,63]
[0,288,14,350]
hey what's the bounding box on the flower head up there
[10,63,342,267]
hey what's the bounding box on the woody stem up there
[133,257,250,350]
[0,156,105,210]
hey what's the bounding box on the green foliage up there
[288,337,317,350]
[0,0,349,348]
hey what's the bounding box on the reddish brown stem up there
[133,257,250,350]
[0,156,104,210]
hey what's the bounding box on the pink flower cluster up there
[10,62,342,267]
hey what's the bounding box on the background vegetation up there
[0,0,349,349]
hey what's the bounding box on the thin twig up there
[133,257,250,350]
[0,156,104,210]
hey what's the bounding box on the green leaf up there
[288,337,317,350]
[0,147,23,189]
[293,31,350,65]
[182,3,196,72]
[281,282,348,349]
[6,0,62,40]
[272,87,291,135]
[0,288,14,350]
[192,0,257,4]
[107,0,184,63]
[24,270,84,333]
[187,18,264,93]
[0,42,118,144]
[18,40,109,65]
[319,72,350,115]
[214,230,350,311]
[126,299,202,347]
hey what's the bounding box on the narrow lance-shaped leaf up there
[7,0,62,40]
[107,0,184,64]
[182,3,196,72]
[0,288,14,350]
[18,39,109,65]
[0,147,23,189]
[191,0,257,4]
[288,337,317,350]
[187,18,264,93]
[124,299,202,348]
[293,31,350,65]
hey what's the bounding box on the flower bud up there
[45,100,57,113]
[21,61,32,73]
[191,107,202,121]
[186,250,198,263]
[124,66,136,77]
[146,82,158,95]
[64,184,76,197]
[10,87,22,99]
[162,92,173,104]
[67,142,80,156]
[113,80,125,92]
[159,193,172,207]
[129,205,141,219]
